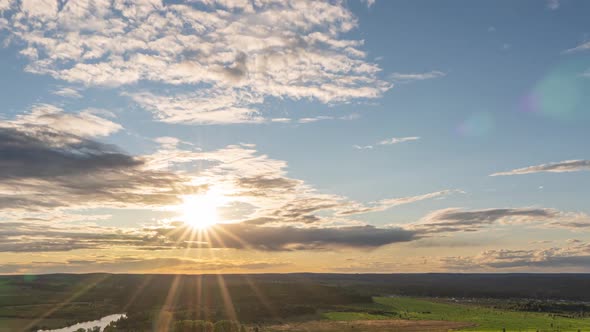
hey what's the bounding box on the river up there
[37,313,126,332]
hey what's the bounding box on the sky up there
[0,0,589,274]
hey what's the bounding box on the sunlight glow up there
[179,191,226,229]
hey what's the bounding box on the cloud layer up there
[1,0,390,124]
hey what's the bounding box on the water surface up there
[38,313,126,332]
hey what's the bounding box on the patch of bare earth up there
[264,319,475,332]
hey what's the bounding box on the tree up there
[213,320,242,332]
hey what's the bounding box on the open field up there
[316,297,590,332]
[263,319,475,332]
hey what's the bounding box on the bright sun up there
[179,191,225,229]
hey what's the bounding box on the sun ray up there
[25,274,111,331]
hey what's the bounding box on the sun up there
[179,191,225,229]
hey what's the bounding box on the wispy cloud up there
[562,41,590,54]
[390,71,446,83]
[546,0,560,10]
[354,136,420,150]
[297,116,335,124]
[7,104,122,137]
[51,87,82,98]
[379,136,420,145]
[361,0,376,8]
[491,160,590,176]
[336,190,460,216]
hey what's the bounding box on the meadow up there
[314,297,590,332]
[2,274,590,331]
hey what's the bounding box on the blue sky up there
[0,0,589,274]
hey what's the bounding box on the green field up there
[322,297,590,332]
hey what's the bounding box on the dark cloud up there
[414,208,560,233]
[0,126,140,179]
[236,176,299,191]
[0,222,148,253]
[0,126,202,210]
[152,222,416,251]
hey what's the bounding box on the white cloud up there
[297,116,334,124]
[52,87,82,98]
[337,190,460,216]
[491,160,590,176]
[3,0,391,124]
[354,136,419,150]
[20,0,58,18]
[270,118,291,123]
[563,41,590,54]
[6,104,122,137]
[0,0,13,11]
[390,71,446,83]
[378,136,420,145]
[125,89,264,125]
[547,0,560,10]
[353,144,373,150]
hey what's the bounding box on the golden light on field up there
[179,191,226,229]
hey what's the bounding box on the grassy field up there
[264,319,474,332]
[320,296,590,332]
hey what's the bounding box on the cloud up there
[0,124,201,212]
[297,114,359,124]
[562,41,590,54]
[443,242,590,270]
[547,0,560,10]
[390,71,446,83]
[412,207,562,233]
[6,104,122,137]
[2,0,391,124]
[361,0,376,8]
[270,118,291,123]
[412,207,590,233]
[150,222,416,251]
[491,160,590,176]
[149,142,450,227]
[336,190,459,216]
[354,136,419,150]
[124,89,264,125]
[0,0,13,11]
[353,144,373,150]
[378,136,420,145]
[0,221,148,253]
[297,116,334,124]
[51,87,82,98]
[0,256,287,274]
